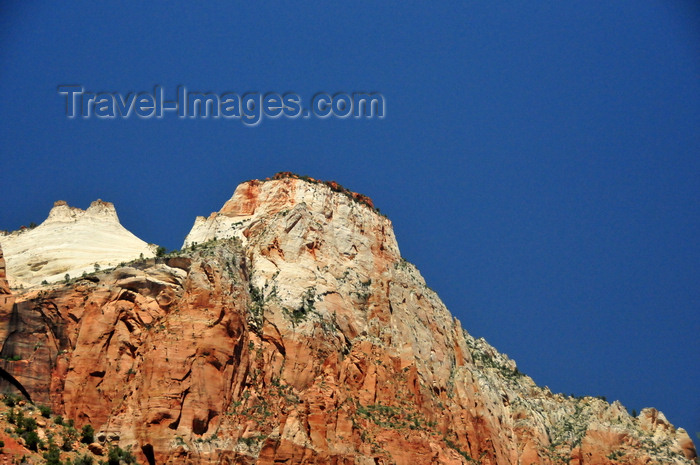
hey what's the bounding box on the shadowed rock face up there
[0,178,696,465]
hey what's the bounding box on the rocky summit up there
[0,174,696,465]
[0,200,155,288]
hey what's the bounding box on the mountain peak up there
[183,174,395,254]
[0,200,152,287]
[0,179,695,464]
[45,199,119,225]
[220,171,379,216]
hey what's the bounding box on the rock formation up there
[0,243,11,296]
[0,176,695,464]
[0,200,156,288]
[0,244,15,343]
[0,244,15,353]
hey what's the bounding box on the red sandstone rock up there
[0,178,695,465]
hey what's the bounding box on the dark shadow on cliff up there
[0,365,33,402]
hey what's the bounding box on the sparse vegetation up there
[107,444,137,464]
[44,441,62,465]
[355,402,431,432]
[467,338,522,380]
[284,287,316,324]
[24,430,40,451]
[74,454,95,465]
[61,426,77,451]
[239,434,267,448]
[2,393,20,406]
[444,437,477,463]
[248,283,265,332]
[7,407,43,451]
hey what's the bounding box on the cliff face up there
[0,245,15,349]
[0,177,695,465]
[0,200,155,288]
[0,243,15,348]
[0,244,10,296]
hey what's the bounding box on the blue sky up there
[1,1,698,436]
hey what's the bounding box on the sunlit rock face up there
[0,200,155,287]
[0,176,695,465]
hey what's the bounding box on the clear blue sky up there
[1,1,698,437]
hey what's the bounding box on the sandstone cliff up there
[0,243,11,296]
[0,176,695,465]
[0,244,16,350]
[0,200,156,288]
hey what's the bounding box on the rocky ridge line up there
[0,176,695,465]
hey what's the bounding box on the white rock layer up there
[1,200,155,287]
[184,178,399,258]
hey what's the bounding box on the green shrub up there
[14,409,25,430]
[108,446,121,465]
[24,430,41,451]
[80,424,95,444]
[54,415,64,425]
[73,454,94,465]
[61,428,77,451]
[22,417,37,432]
[2,393,19,406]
[12,410,36,435]
[6,408,16,424]
[44,441,63,465]
[38,404,52,418]
[107,444,137,464]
